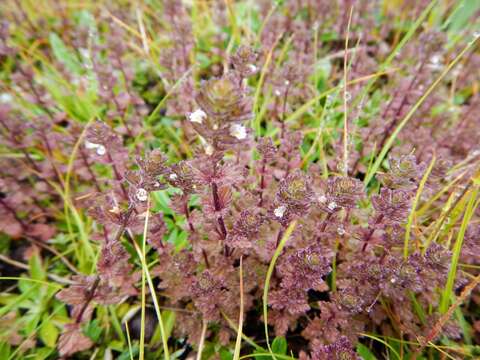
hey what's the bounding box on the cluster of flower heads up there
[55,99,462,358]
[186,46,257,154]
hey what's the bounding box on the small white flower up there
[205,143,214,156]
[85,140,106,156]
[430,54,441,65]
[327,201,337,211]
[154,181,161,187]
[229,123,247,140]
[85,140,99,149]
[188,109,207,124]
[470,149,480,157]
[284,80,290,86]
[0,93,13,103]
[247,64,257,73]
[390,277,397,284]
[108,206,121,214]
[136,188,148,202]
[274,89,282,97]
[274,205,287,218]
[337,226,346,236]
[96,145,106,156]
[317,195,327,204]
[169,173,178,180]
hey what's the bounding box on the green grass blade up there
[404,155,436,259]
[439,187,479,313]
[263,221,297,359]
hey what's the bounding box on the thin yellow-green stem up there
[364,36,479,186]
[222,311,263,351]
[263,221,297,359]
[139,196,150,360]
[439,187,479,313]
[125,321,135,360]
[233,256,244,360]
[342,6,354,176]
[404,155,436,259]
[427,342,457,360]
[360,333,401,359]
[196,320,207,360]
[132,206,170,359]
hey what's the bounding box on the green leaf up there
[443,0,480,33]
[49,33,82,74]
[220,348,233,360]
[39,316,59,348]
[117,345,139,360]
[356,343,377,360]
[0,342,11,359]
[271,336,287,355]
[83,319,102,342]
[29,254,45,281]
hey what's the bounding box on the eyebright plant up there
[1,1,480,359]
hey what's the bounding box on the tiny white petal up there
[169,173,178,180]
[274,205,287,218]
[230,123,247,140]
[136,188,148,202]
[188,109,207,124]
[108,206,121,214]
[327,201,337,211]
[337,226,346,236]
[247,64,257,72]
[318,195,327,204]
[205,144,214,156]
[96,145,106,156]
[274,89,282,97]
[284,80,290,86]
[0,93,13,103]
[85,140,99,150]
[390,277,397,284]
